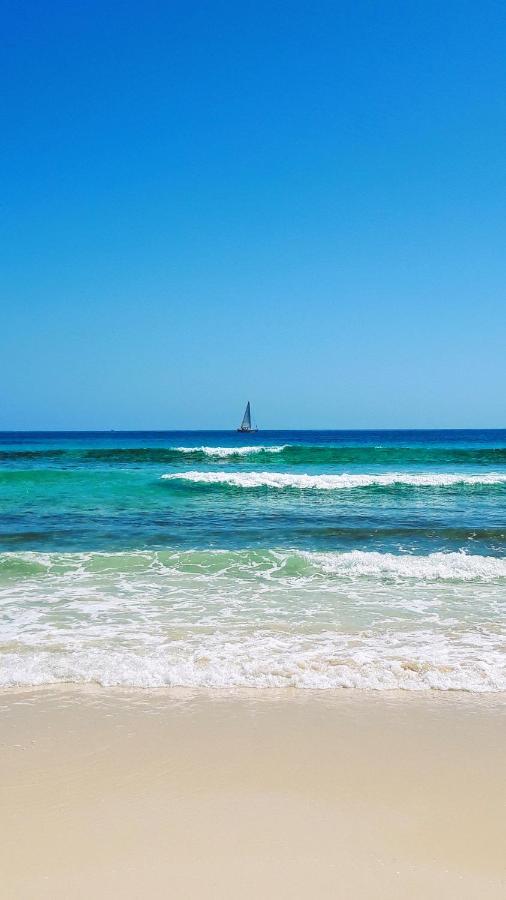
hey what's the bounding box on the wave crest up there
[161,470,506,489]
[2,548,505,581]
[174,445,286,457]
[3,444,506,465]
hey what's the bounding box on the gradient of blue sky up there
[1,0,505,429]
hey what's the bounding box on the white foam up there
[1,633,505,692]
[3,548,506,580]
[161,470,506,489]
[1,549,506,692]
[304,550,506,580]
[173,446,286,457]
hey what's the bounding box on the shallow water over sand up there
[1,430,505,691]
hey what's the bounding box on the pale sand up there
[1,689,505,899]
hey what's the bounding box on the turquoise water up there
[1,430,505,690]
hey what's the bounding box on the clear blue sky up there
[1,0,505,429]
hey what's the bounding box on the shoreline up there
[0,681,506,710]
[2,680,506,700]
[2,687,505,898]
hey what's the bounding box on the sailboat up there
[237,401,258,433]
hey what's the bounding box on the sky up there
[1,0,505,429]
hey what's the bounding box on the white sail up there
[237,401,257,432]
[241,402,252,430]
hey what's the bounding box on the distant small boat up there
[237,401,258,433]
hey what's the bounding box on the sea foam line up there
[161,470,506,489]
[2,548,506,581]
[2,549,506,691]
[302,550,506,580]
[1,632,505,692]
[173,445,286,457]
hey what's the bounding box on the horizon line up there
[1,427,506,434]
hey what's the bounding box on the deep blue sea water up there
[1,430,505,691]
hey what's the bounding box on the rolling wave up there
[174,445,286,457]
[2,443,506,465]
[161,470,506,490]
[2,548,505,581]
[0,445,286,463]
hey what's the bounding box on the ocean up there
[1,429,505,691]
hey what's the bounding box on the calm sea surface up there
[1,430,505,690]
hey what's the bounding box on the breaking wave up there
[2,547,506,580]
[161,470,506,490]
[2,444,506,466]
[174,445,286,457]
[1,548,505,692]
[0,445,286,463]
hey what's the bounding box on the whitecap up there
[161,470,506,489]
[171,446,287,457]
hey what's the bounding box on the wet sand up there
[1,688,505,898]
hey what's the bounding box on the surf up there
[3,444,506,465]
[2,548,506,581]
[161,470,506,489]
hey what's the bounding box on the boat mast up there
[238,401,257,432]
[241,402,251,430]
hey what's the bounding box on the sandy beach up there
[1,688,505,899]
[4,0,506,892]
